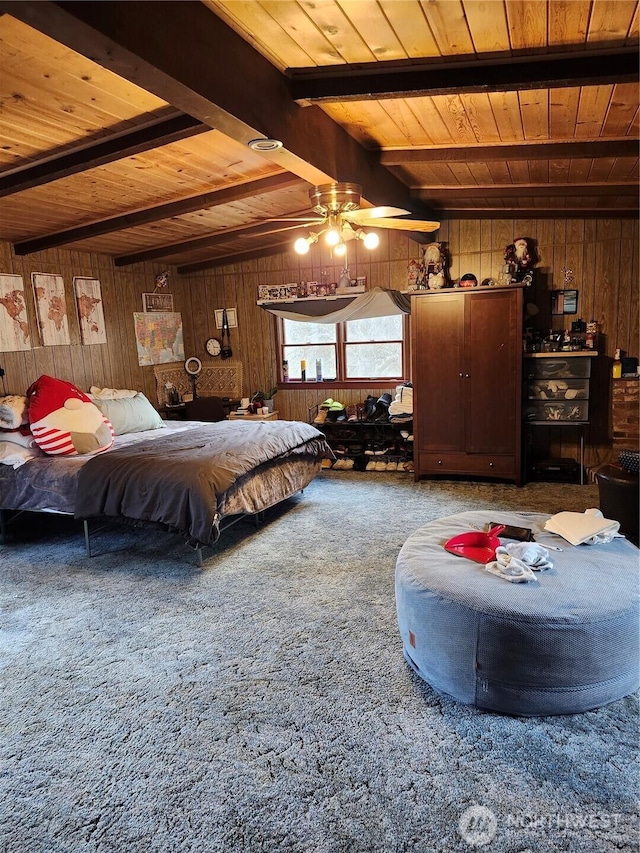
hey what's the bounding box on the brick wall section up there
[613,379,639,452]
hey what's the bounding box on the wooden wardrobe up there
[411,285,523,485]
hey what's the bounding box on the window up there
[280,314,407,383]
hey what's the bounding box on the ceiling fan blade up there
[354,217,440,233]
[343,206,410,221]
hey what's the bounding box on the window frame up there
[276,313,410,389]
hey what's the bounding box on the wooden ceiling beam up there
[1,0,435,219]
[12,174,304,255]
[381,139,640,165]
[414,184,638,200]
[0,113,208,197]
[288,48,639,103]
[114,218,310,266]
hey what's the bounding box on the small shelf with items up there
[310,405,413,472]
[523,351,597,484]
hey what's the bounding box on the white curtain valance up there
[259,287,411,323]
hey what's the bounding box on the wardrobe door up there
[413,292,464,454]
[465,288,521,456]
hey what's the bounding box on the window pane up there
[284,345,336,380]
[346,343,402,378]
[283,319,336,345]
[346,315,403,342]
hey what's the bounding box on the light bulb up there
[325,228,341,247]
[333,242,347,257]
[294,236,311,255]
[363,231,379,250]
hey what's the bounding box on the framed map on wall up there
[74,277,107,344]
[31,272,70,346]
[133,311,184,366]
[0,273,31,352]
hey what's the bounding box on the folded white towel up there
[544,508,620,546]
[394,386,413,403]
[389,401,413,415]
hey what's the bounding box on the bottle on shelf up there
[613,349,622,379]
[315,359,322,382]
[300,358,307,381]
[282,359,289,381]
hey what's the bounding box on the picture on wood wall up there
[74,277,107,345]
[0,273,31,352]
[133,311,185,366]
[142,292,174,313]
[551,289,579,315]
[31,272,70,346]
[214,307,237,329]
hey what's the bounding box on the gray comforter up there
[0,420,329,547]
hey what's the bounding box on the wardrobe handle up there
[459,372,463,378]
[465,373,470,378]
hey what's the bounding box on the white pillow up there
[0,441,44,468]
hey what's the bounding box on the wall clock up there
[205,337,221,357]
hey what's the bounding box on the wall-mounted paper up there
[31,272,70,346]
[74,277,107,344]
[0,273,31,351]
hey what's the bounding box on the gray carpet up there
[1,473,638,852]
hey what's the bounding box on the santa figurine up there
[27,375,114,456]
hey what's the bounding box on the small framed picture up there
[143,292,173,312]
[215,308,238,329]
[551,289,578,315]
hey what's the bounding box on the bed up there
[0,418,332,560]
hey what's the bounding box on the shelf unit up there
[522,351,598,484]
[311,408,413,471]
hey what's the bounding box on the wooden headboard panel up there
[153,361,243,406]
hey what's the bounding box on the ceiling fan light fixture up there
[333,241,347,258]
[294,232,318,255]
[247,137,283,151]
[324,227,341,247]
[362,231,379,250]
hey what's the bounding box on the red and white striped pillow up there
[26,375,114,456]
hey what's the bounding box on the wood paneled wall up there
[1,216,637,470]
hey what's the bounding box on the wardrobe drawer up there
[419,452,515,477]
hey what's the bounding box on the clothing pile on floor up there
[388,383,413,425]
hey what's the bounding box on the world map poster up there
[74,277,107,345]
[133,311,184,366]
[0,273,31,351]
[31,272,70,346]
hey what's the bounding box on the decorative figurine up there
[422,242,449,289]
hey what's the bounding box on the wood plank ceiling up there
[0,0,637,273]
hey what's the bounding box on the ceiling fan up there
[271,182,440,256]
